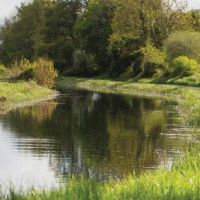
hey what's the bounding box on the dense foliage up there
[0,0,200,80]
[1,58,58,88]
[33,58,58,88]
[171,56,199,77]
[165,31,200,62]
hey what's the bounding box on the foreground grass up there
[3,150,200,200]
[0,81,56,113]
[3,77,200,200]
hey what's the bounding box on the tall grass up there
[3,156,200,200]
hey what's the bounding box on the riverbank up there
[0,81,57,113]
[3,77,200,200]
[56,76,186,99]
[56,77,200,126]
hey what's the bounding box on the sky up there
[0,0,29,23]
[0,0,200,22]
[189,0,200,9]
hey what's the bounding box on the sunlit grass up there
[0,81,56,112]
[56,77,183,100]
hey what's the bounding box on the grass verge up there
[56,77,184,99]
[2,76,200,199]
[0,81,57,113]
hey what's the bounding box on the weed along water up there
[0,90,191,191]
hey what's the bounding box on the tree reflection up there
[2,91,188,181]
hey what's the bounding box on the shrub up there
[10,58,33,71]
[165,31,200,63]
[135,43,166,78]
[109,36,141,77]
[7,58,57,88]
[71,50,99,76]
[8,58,34,80]
[172,56,199,77]
[0,64,7,74]
[33,58,58,88]
[19,68,34,81]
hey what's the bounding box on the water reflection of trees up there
[2,91,188,180]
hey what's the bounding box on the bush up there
[109,36,141,77]
[71,50,99,76]
[8,58,33,80]
[172,56,199,77]
[0,64,7,74]
[10,58,33,71]
[7,58,57,88]
[165,31,200,63]
[19,68,34,81]
[135,43,166,78]
[33,58,58,88]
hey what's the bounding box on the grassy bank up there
[56,77,184,101]
[0,81,56,113]
[3,77,200,200]
[56,76,189,97]
[138,74,200,87]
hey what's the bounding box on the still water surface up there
[0,90,191,190]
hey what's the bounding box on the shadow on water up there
[0,90,191,188]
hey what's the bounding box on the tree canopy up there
[1,0,199,79]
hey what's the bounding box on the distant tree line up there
[1,0,200,79]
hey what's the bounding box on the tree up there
[0,0,51,64]
[74,0,114,72]
[44,0,83,71]
[108,0,187,76]
[111,0,187,48]
[190,10,200,31]
[0,0,84,71]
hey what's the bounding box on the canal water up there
[0,90,191,190]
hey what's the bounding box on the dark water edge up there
[0,89,192,190]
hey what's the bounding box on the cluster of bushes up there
[170,56,199,77]
[1,31,200,85]
[138,43,166,78]
[1,58,58,88]
[164,31,200,80]
[106,31,200,82]
[126,31,200,81]
[165,31,200,63]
